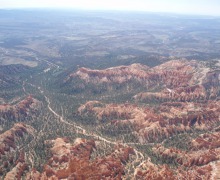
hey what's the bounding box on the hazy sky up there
[0,0,220,16]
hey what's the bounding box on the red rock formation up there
[135,158,213,180]
[4,162,28,180]
[136,128,220,180]
[4,151,28,180]
[134,84,208,102]
[191,131,220,150]
[153,145,220,167]
[68,59,219,102]
[0,95,41,121]
[135,159,175,180]
[78,100,220,143]
[71,60,197,87]
[0,123,34,178]
[26,138,134,179]
[70,63,150,84]
[0,123,35,156]
[70,60,219,92]
[72,60,219,179]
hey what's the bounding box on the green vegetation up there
[0,10,220,178]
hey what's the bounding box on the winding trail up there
[45,88,144,174]
[43,87,131,145]
[25,80,145,177]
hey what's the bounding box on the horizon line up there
[0,7,219,18]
